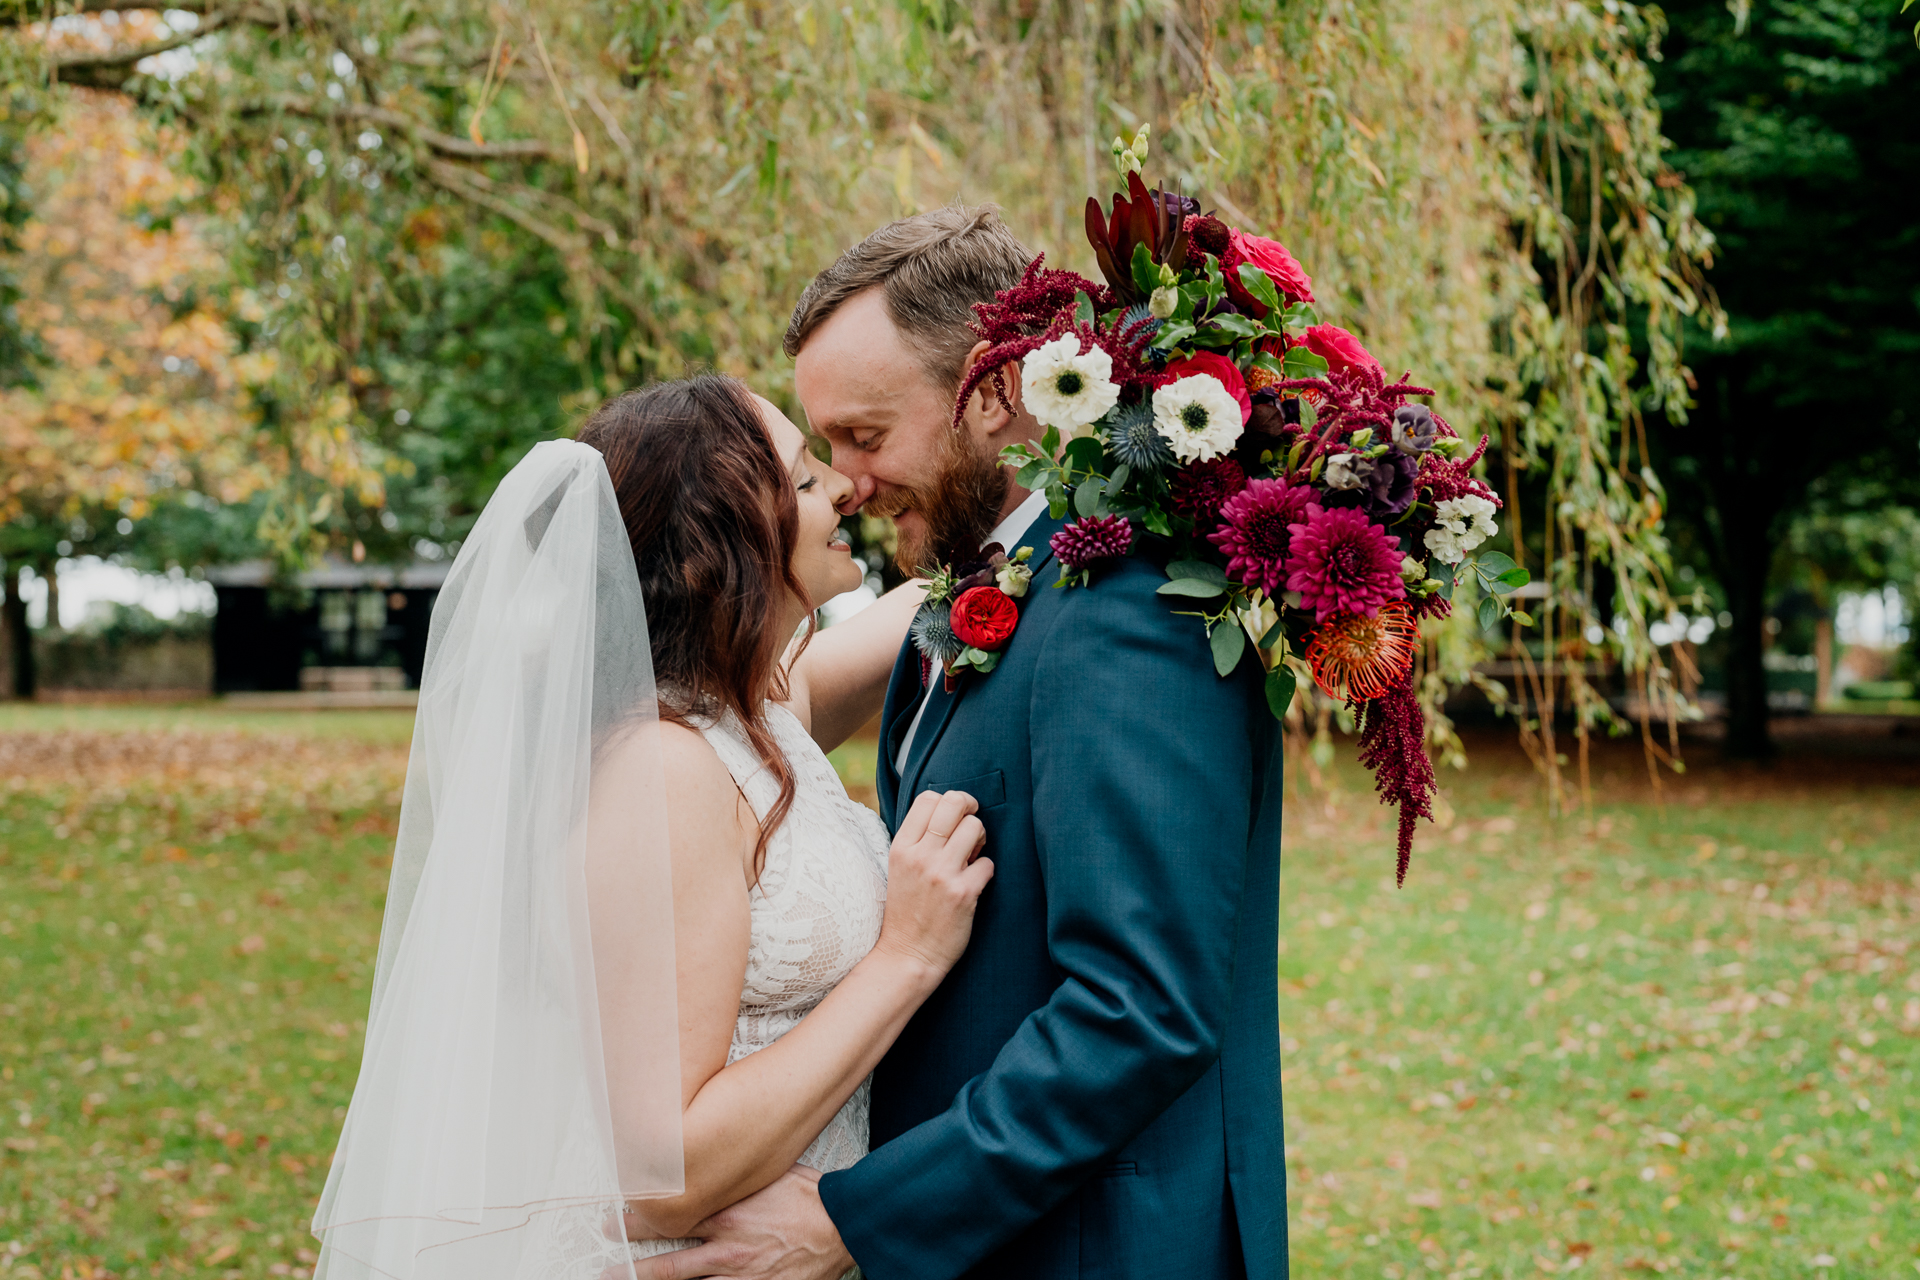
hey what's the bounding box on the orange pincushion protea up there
[1305,602,1419,700]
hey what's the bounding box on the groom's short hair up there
[784,204,1030,391]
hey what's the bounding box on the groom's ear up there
[961,339,1024,440]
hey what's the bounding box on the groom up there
[644,206,1287,1280]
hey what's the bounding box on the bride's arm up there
[778,579,927,753]
[630,727,989,1240]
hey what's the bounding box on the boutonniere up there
[910,543,1035,691]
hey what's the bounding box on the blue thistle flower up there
[1118,302,1162,340]
[910,601,963,666]
[1105,400,1175,473]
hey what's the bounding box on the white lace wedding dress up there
[629,701,890,1265]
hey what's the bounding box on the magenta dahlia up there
[1051,514,1134,571]
[1285,505,1407,622]
[1169,457,1248,522]
[1208,479,1321,596]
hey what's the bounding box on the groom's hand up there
[614,1165,854,1280]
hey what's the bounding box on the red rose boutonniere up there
[910,544,1035,690]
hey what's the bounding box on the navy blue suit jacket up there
[817,512,1287,1280]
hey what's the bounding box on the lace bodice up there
[702,702,891,1169]
[629,702,889,1266]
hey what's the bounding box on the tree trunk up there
[1813,615,1833,707]
[1719,530,1773,759]
[3,563,35,700]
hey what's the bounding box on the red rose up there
[1222,230,1316,314]
[949,586,1020,651]
[1302,324,1380,377]
[1158,350,1253,426]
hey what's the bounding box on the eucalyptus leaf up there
[1015,459,1049,489]
[1435,573,1455,602]
[1475,550,1517,577]
[1157,578,1227,599]
[1073,477,1105,517]
[1166,559,1229,586]
[1265,666,1297,720]
[1477,594,1500,632]
[1496,567,1531,589]
[1211,622,1247,677]
[1107,463,1131,494]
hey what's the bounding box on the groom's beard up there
[867,428,1008,576]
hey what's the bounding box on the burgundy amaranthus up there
[1354,668,1437,886]
[950,257,1158,431]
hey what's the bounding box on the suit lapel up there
[876,633,923,829]
[895,507,1068,806]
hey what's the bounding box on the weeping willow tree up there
[1,0,1716,795]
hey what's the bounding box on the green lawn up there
[1,705,1914,1278]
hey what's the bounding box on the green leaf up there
[1130,243,1159,298]
[1282,346,1330,379]
[1251,349,1287,379]
[1046,480,1068,520]
[1258,618,1284,649]
[1509,610,1534,628]
[1297,398,1318,431]
[1265,666,1297,720]
[1474,550,1517,578]
[1151,320,1196,352]
[1040,424,1060,457]
[1073,291,1095,327]
[970,649,1001,673]
[1477,594,1500,633]
[1434,572,1455,602]
[1236,263,1282,315]
[1073,477,1105,517]
[1282,301,1320,329]
[1142,508,1173,537]
[1015,459,1050,489]
[1106,463,1131,494]
[1205,312,1261,341]
[1496,567,1531,589]
[1489,577,1518,596]
[1211,622,1247,677]
[1157,577,1227,599]
[1166,559,1230,587]
[1062,435,1105,474]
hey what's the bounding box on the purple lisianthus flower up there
[1285,504,1409,622]
[1209,479,1321,596]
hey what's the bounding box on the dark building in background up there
[205,559,447,692]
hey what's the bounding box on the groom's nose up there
[841,472,878,513]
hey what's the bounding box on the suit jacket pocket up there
[916,769,1006,811]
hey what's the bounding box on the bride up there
[311,374,992,1279]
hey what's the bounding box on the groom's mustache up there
[861,486,927,522]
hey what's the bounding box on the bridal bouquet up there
[918,129,1528,879]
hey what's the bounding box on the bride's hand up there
[870,789,994,979]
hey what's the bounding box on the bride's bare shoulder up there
[656,721,754,856]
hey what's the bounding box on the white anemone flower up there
[1151,373,1245,464]
[1021,335,1120,434]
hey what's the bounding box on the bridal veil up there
[313,440,683,1279]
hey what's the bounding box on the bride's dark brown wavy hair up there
[577,374,809,874]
